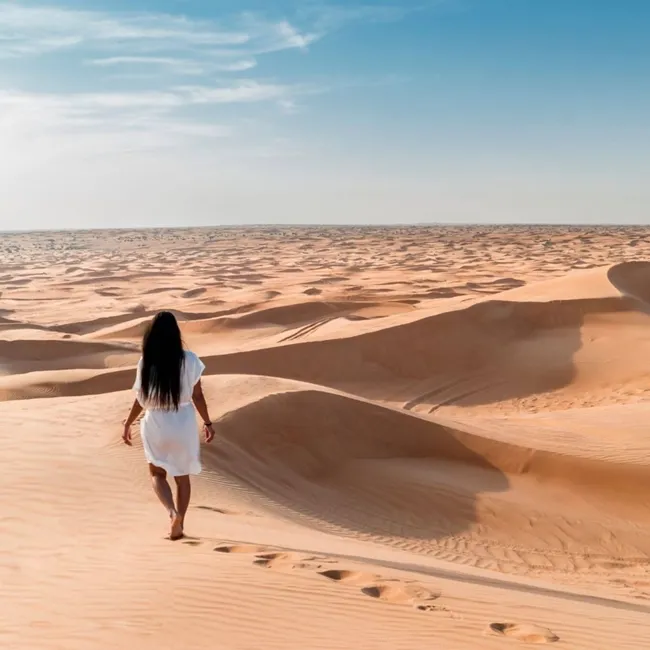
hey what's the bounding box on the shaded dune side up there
[608,261,650,306]
[51,305,260,336]
[88,300,412,340]
[201,386,650,546]
[199,295,636,406]
[1,293,642,404]
[0,339,138,373]
[207,300,401,328]
[0,368,135,401]
[204,387,509,543]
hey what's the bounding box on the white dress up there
[132,350,205,477]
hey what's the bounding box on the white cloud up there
[179,81,290,105]
[0,3,317,62]
[270,20,319,50]
[86,55,258,75]
[0,5,250,56]
[86,56,208,76]
[277,98,299,114]
[0,94,235,183]
[0,1,319,162]
[0,78,304,166]
[214,58,258,72]
[0,80,297,127]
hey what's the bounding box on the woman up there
[122,311,215,540]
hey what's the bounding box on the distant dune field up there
[2,225,650,649]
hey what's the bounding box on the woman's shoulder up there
[183,349,201,363]
[183,349,205,381]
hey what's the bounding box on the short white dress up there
[133,350,205,477]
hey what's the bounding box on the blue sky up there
[1,0,648,229]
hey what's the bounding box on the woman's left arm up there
[122,399,143,446]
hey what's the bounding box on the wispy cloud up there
[86,56,209,76]
[0,5,246,56]
[177,81,291,105]
[86,55,258,75]
[267,19,319,51]
[0,87,234,167]
[0,2,427,64]
[0,4,317,62]
[0,2,418,165]
[0,2,326,159]
[278,98,299,115]
[0,77,315,163]
[214,58,258,72]
[0,80,299,129]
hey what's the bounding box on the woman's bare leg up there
[148,464,183,538]
[174,476,191,532]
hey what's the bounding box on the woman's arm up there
[122,399,143,446]
[192,380,215,443]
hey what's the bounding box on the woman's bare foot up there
[169,513,184,540]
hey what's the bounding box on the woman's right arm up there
[192,379,215,443]
[122,399,143,446]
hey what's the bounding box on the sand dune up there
[2,226,650,649]
[202,378,650,582]
[0,338,137,374]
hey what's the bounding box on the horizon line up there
[2,222,649,235]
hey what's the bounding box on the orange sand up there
[2,225,650,649]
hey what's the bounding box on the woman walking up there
[122,311,215,540]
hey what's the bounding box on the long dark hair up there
[141,311,185,410]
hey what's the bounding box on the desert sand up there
[2,225,650,649]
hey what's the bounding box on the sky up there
[0,0,649,230]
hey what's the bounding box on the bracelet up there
[203,421,212,427]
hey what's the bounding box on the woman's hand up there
[122,422,133,446]
[204,423,216,444]
[122,400,142,446]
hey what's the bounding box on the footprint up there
[361,581,441,607]
[253,552,293,567]
[256,552,290,561]
[254,552,327,571]
[416,603,451,613]
[318,569,380,585]
[489,623,559,644]
[320,569,446,613]
[215,548,451,616]
[214,544,267,554]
